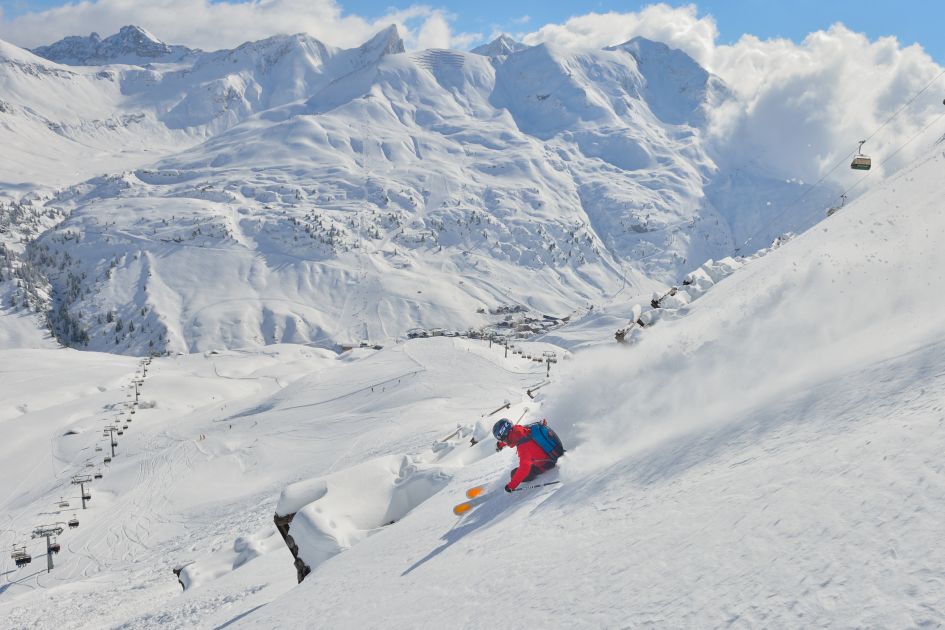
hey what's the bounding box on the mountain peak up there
[32,25,197,66]
[471,34,528,58]
[607,36,723,126]
[113,24,163,46]
[360,24,405,57]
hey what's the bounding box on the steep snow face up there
[611,36,727,127]
[31,25,198,66]
[159,26,405,132]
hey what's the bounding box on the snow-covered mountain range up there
[3,21,945,630]
[2,26,837,355]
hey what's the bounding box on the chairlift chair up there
[68,516,79,529]
[851,140,871,170]
[826,194,848,218]
[117,430,124,436]
[94,471,103,479]
[82,492,91,501]
[49,539,61,554]
[11,546,32,567]
[104,456,112,463]
[58,497,69,508]
[95,446,103,452]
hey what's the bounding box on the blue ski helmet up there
[492,418,513,441]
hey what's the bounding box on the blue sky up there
[1,0,942,64]
[404,0,941,62]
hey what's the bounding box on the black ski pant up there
[510,458,557,484]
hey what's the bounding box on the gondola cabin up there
[851,140,871,170]
[851,155,871,170]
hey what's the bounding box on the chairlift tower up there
[543,351,558,377]
[32,525,64,573]
[103,425,118,457]
[71,474,93,509]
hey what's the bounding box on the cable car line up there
[733,68,945,256]
[839,106,945,200]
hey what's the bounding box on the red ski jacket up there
[498,425,557,490]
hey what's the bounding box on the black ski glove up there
[495,442,503,452]
[504,484,513,493]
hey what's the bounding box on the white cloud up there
[407,8,479,51]
[519,4,945,184]
[521,4,718,67]
[0,0,477,52]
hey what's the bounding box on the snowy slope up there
[236,134,945,629]
[0,338,551,628]
[1,142,943,628]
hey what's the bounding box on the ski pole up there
[510,481,561,492]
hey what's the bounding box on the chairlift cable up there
[839,106,945,199]
[861,67,945,146]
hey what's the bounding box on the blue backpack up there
[523,420,565,459]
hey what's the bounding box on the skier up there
[492,418,565,493]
